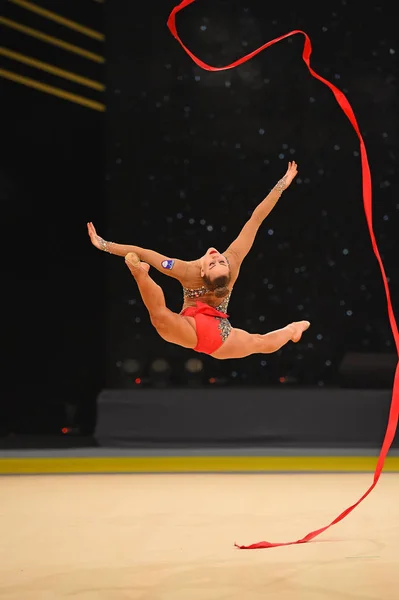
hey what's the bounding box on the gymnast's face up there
[200,248,229,280]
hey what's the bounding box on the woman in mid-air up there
[88,161,310,359]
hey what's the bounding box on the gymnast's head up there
[200,248,231,298]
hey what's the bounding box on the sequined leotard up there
[180,286,232,354]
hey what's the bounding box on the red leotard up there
[181,301,231,355]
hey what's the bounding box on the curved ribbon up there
[167,0,399,549]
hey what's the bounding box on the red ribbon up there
[167,0,399,549]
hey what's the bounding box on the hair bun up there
[214,285,228,298]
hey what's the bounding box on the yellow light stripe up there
[8,0,104,41]
[0,68,105,111]
[1,456,399,474]
[0,17,104,63]
[0,47,104,91]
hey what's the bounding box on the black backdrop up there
[1,0,398,436]
[2,0,105,435]
[104,0,398,388]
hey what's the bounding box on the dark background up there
[1,0,398,436]
[104,0,398,388]
[2,0,105,435]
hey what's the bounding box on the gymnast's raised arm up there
[224,161,298,271]
[87,222,188,280]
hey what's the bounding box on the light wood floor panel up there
[1,474,398,599]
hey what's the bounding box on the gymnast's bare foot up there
[288,320,310,343]
[125,252,150,275]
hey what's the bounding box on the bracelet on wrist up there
[274,175,288,192]
[99,238,112,253]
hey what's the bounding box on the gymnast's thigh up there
[211,327,262,359]
[153,311,198,349]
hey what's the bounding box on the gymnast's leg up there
[125,252,197,349]
[211,321,310,359]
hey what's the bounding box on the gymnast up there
[87,161,310,359]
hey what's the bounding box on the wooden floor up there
[1,473,398,599]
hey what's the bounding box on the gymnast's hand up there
[87,221,105,250]
[281,161,298,189]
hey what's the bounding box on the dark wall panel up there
[2,0,106,434]
[95,387,397,448]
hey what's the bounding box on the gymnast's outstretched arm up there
[87,222,189,280]
[224,161,298,271]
